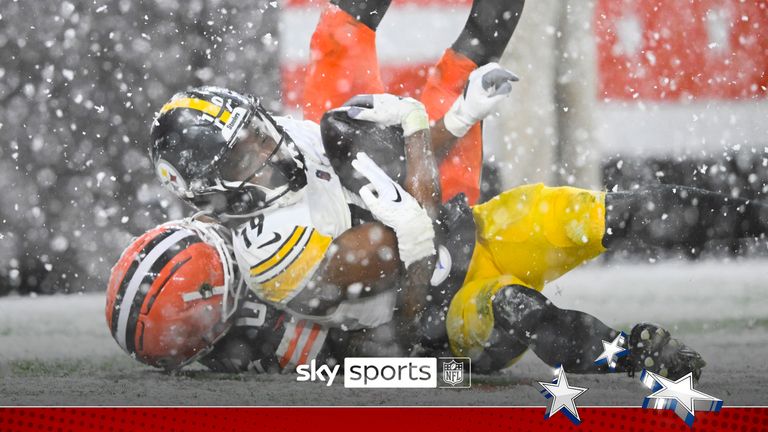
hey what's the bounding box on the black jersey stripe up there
[110,229,177,338]
[136,321,146,353]
[124,236,202,355]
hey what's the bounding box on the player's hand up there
[344,94,429,137]
[351,152,435,268]
[443,62,519,137]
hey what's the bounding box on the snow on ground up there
[0,259,766,406]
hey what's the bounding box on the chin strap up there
[217,187,304,222]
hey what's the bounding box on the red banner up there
[0,407,766,431]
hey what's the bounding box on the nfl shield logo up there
[442,360,464,386]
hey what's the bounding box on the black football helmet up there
[149,86,307,219]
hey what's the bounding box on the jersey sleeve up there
[234,214,333,305]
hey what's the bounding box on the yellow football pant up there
[447,184,607,360]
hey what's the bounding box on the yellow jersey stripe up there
[250,226,307,276]
[159,97,232,123]
[259,229,333,303]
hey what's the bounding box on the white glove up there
[350,152,436,268]
[443,62,519,137]
[345,94,430,137]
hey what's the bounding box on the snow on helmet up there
[149,86,307,219]
[105,218,243,371]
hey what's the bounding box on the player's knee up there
[491,284,550,333]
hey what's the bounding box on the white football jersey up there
[275,116,352,237]
[232,116,395,330]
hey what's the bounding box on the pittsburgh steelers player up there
[139,0,768,379]
[144,72,768,380]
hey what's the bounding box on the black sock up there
[491,285,628,373]
[331,0,392,30]
[603,185,768,249]
[451,0,525,65]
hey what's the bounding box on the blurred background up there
[0,0,766,296]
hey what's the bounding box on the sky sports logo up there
[296,357,471,388]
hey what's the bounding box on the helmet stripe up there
[109,229,177,338]
[143,256,193,314]
[123,236,202,355]
[159,97,232,123]
[115,229,195,352]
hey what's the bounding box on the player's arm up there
[344,95,442,323]
[398,127,442,323]
[428,118,462,163]
[430,63,519,162]
[343,94,441,209]
[234,215,402,315]
[286,221,403,316]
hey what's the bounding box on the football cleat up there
[627,322,706,381]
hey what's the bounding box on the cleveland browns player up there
[105,218,397,373]
[133,0,768,380]
[304,0,526,205]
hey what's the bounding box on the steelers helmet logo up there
[156,159,188,194]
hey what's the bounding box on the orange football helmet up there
[105,218,243,370]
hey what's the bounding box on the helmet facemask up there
[151,87,307,220]
[184,109,307,219]
[156,218,245,371]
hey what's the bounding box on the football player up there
[105,217,699,381]
[106,218,395,373]
[146,84,768,380]
[145,0,526,340]
[139,1,768,380]
[303,0,526,205]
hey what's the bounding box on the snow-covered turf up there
[1,260,766,406]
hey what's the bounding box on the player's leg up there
[447,277,705,378]
[468,183,608,290]
[604,184,768,249]
[445,275,529,372]
[452,0,526,66]
[469,183,768,289]
[302,0,391,123]
[491,284,624,374]
[490,284,705,378]
[420,0,525,204]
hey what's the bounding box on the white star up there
[539,367,588,424]
[644,371,720,414]
[594,332,628,370]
